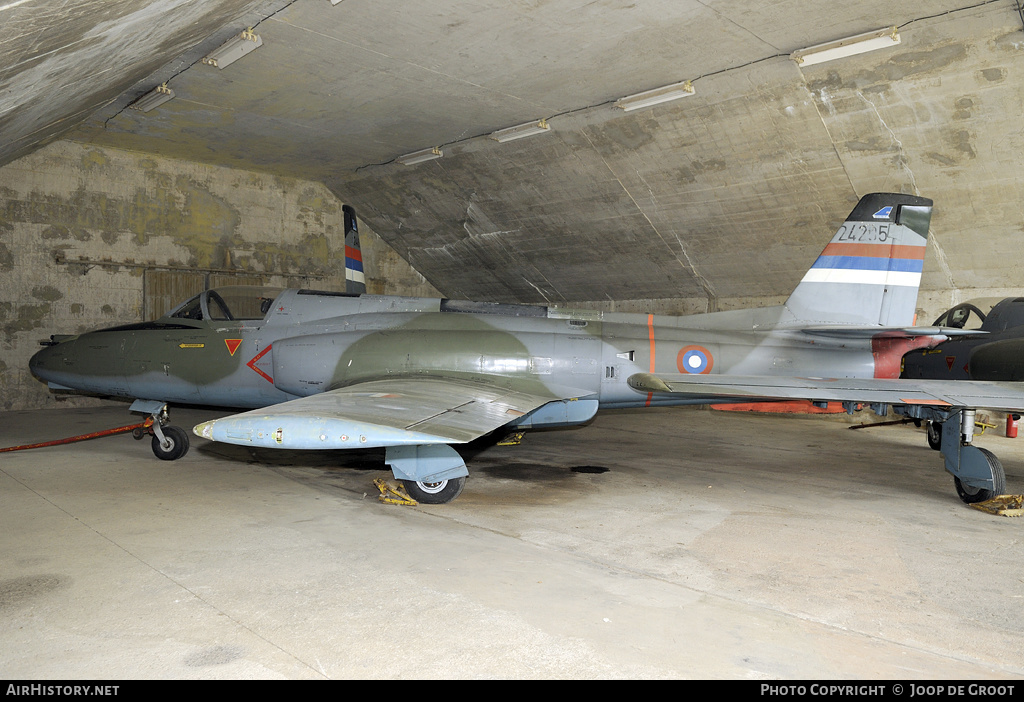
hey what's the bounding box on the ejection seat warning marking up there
[225,339,242,356]
[246,345,274,384]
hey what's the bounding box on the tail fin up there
[782,193,933,326]
[343,204,366,294]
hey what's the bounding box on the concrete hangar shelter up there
[3,0,1024,680]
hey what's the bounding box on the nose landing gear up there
[129,399,190,461]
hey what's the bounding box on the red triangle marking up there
[225,339,243,356]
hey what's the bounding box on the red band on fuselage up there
[871,334,941,379]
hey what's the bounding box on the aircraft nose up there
[29,342,60,383]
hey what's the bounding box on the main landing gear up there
[401,476,467,504]
[384,444,469,504]
[895,406,1005,503]
[129,399,190,461]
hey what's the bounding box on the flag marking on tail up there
[802,241,925,287]
[345,244,365,285]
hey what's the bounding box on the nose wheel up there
[129,399,190,461]
[152,425,190,461]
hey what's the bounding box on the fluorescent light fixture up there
[615,80,694,112]
[397,147,443,166]
[792,27,900,67]
[490,119,550,143]
[202,29,263,69]
[129,84,174,112]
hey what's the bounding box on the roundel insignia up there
[677,345,714,375]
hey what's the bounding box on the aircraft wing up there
[194,376,580,450]
[627,372,1024,411]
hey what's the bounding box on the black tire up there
[954,447,1005,504]
[926,421,942,451]
[152,425,190,461]
[401,476,466,504]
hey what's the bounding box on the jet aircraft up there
[900,296,1024,451]
[29,194,1024,504]
[902,296,1024,383]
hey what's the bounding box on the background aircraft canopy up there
[932,297,1024,333]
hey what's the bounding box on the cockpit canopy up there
[165,286,284,322]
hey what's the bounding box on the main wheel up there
[926,421,942,451]
[401,476,466,504]
[954,447,1005,504]
[152,425,190,461]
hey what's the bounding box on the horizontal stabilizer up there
[627,372,1024,411]
[798,325,987,339]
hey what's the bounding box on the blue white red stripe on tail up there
[802,241,925,287]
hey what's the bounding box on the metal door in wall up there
[144,270,205,320]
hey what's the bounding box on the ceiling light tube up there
[129,84,175,112]
[615,80,694,112]
[491,119,550,143]
[202,29,263,69]
[397,147,443,165]
[792,27,900,67]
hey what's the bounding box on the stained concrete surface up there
[1,403,1023,679]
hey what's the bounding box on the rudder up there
[782,193,933,326]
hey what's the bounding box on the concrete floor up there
[1,403,1023,680]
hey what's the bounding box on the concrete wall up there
[0,141,437,411]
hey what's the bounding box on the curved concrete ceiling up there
[3,0,1024,307]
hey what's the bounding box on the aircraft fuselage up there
[30,287,910,419]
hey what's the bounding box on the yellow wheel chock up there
[497,431,525,446]
[373,478,418,506]
[970,495,1023,517]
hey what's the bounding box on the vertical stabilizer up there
[782,193,932,326]
[343,204,366,294]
